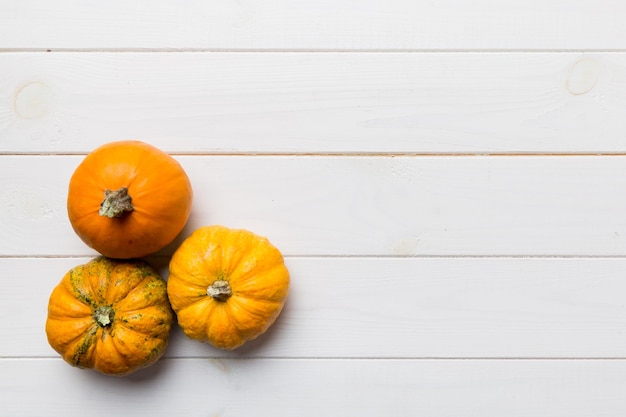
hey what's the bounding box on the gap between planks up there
[3,356,626,361]
[3,48,626,54]
[5,254,626,260]
[5,152,626,157]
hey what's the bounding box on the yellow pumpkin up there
[167,225,290,350]
[46,257,174,376]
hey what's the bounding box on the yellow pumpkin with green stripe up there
[45,257,174,376]
[167,225,290,350]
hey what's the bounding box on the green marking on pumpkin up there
[147,346,162,361]
[69,269,95,307]
[139,266,155,278]
[71,326,97,367]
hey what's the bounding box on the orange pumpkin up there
[46,256,174,376]
[167,225,290,350]
[67,140,193,259]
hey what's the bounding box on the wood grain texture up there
[3,358,626,417]
[0,52,624,154]
[2,155,626,257]
[3,2,626,413]
[6,257,626,359]
[0,1,625,50]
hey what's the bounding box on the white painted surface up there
[5,359,626,417]
[3,257,626,359]
[1,53,623,154]
[2,2,626,416]
[1,1,626,50]
[3,155,626,256]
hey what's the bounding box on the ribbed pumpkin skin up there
[167,226,290,350]
[67,140,193,259]
[45,257,174,376]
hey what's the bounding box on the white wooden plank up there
[1,1,625,50]
[6,257,626,358]
[2,358,626,417]
[2,155,626,257]
[1,52,625,154]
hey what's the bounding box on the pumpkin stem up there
[99,187,134,218]
[94,306,115,327]
[207,279,232,302]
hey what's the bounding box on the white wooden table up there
[2,2,626,416]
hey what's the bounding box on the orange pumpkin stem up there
[207,279,232,302]
[99,187,134,218]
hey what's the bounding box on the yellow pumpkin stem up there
[207,280,232,302]
[99,187,134,218]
